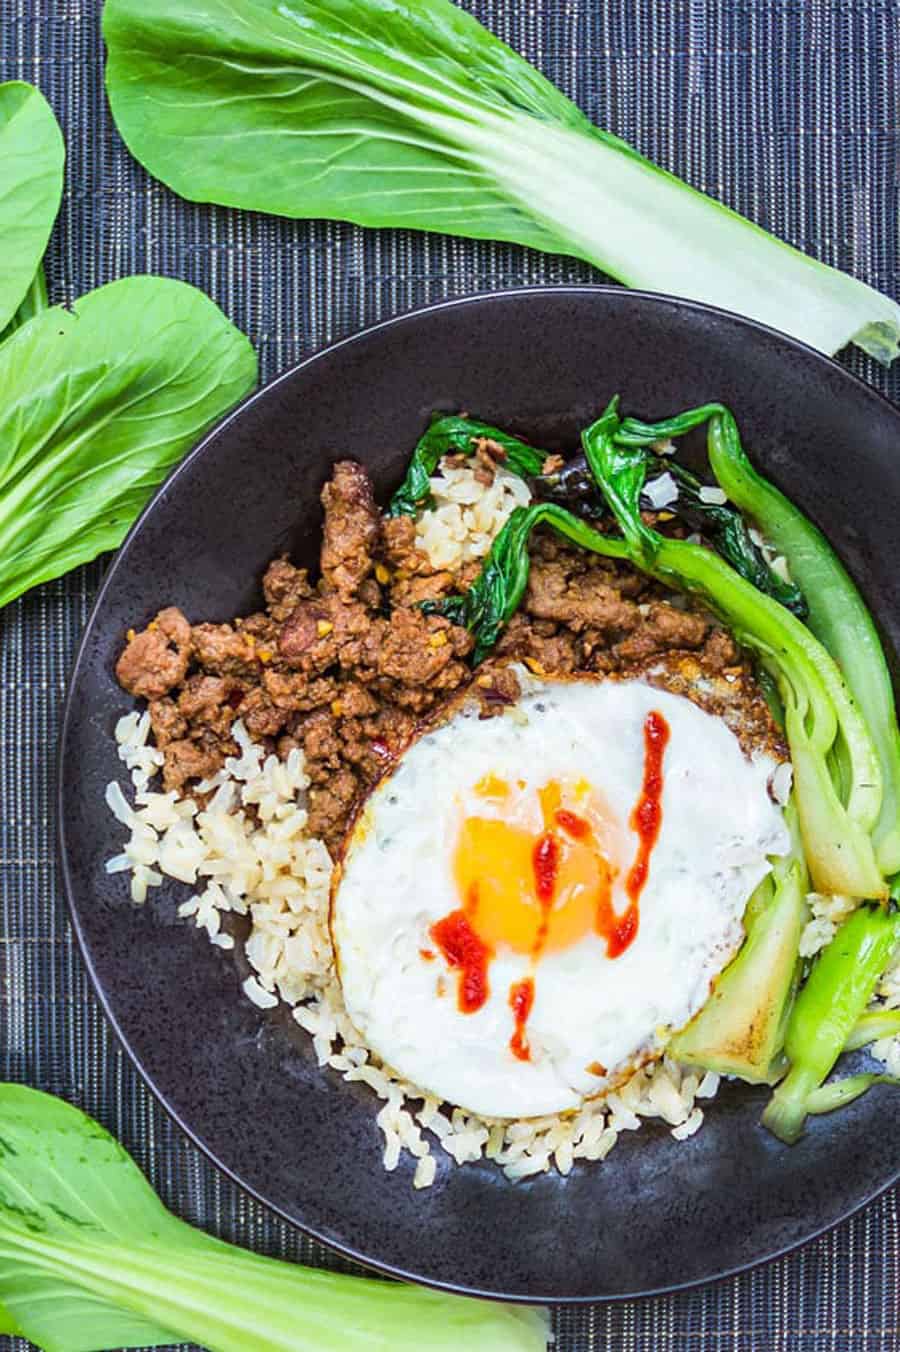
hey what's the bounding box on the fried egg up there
[331,672,789,1119]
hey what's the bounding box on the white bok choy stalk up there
[102,0,900,363]
[0,1084,550,1352]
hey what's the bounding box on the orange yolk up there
[454,778,615,956]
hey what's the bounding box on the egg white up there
[332,672,789,1120]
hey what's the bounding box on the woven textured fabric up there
[2,1,899,1348]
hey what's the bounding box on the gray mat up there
[1,1,899,1348]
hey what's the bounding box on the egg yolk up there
[430,714,670,1065]
[453,778,615,957]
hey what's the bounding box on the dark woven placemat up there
[2,1,899,1348]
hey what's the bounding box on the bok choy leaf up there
[0,82,63,337]
[102,0,900,362]
[389,415,546,517]
[0,277,256,610]
[0,1083,550,1352]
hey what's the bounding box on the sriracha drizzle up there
[430,885,491,1013]
[508,977,535,1061]
[595,708,669,957]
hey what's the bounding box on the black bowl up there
[59,287,900,1302]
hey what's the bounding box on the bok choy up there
[0,82,63,337]
[0,278,256,609]
[615,401,900,881]
[390,415,546,517]
[761,906,900,1142]
[0,1083,550,1352]
[0,82,258,611]
[102,0,900,363]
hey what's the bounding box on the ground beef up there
[320,460,381,597]
[263,670,338,713]
[307,768,360,853]
[237,686,288,739]
[116,607,191,700]
[376,609,471,683]
[524,555,642,634]
[699,626,741,672]
[335,682,379,719]
[239,612,280,648]
[473,663,522,717]
[613,602,710,664]
[148,698,187,747]
[262,558,315,622]
[117,459,777,853]
[496,613,580,674]
[381,515,431,575]
[391,570,457,607]
[178,674,243,724]
[162,734,229,794]
[278,599,341,672]
[192,622,259,677]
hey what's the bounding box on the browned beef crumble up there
[116,606,191,700]
[115,460,780,853]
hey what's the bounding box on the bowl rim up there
[57,283,900,1305]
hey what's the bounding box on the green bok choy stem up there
[804,1072,900,1116]
[844,1007,900,1051]
[705,409,900,877]
[761,906,900,1142]
[0,1084,550,1352]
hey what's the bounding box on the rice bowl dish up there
[105,400,900,1190]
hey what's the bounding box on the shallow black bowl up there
[59,287,900,1302]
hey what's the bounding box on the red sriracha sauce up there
[554,808,590,839]
[508,976,535,1061]
[532,832,560,903]
[430,906,491,1013]
[596,709,669,957]
[530,832,561,957]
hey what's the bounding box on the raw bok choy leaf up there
[0,277,256,609]
[0,1083,550,1352]
[102,0,900,362]
[0,81,63,337]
